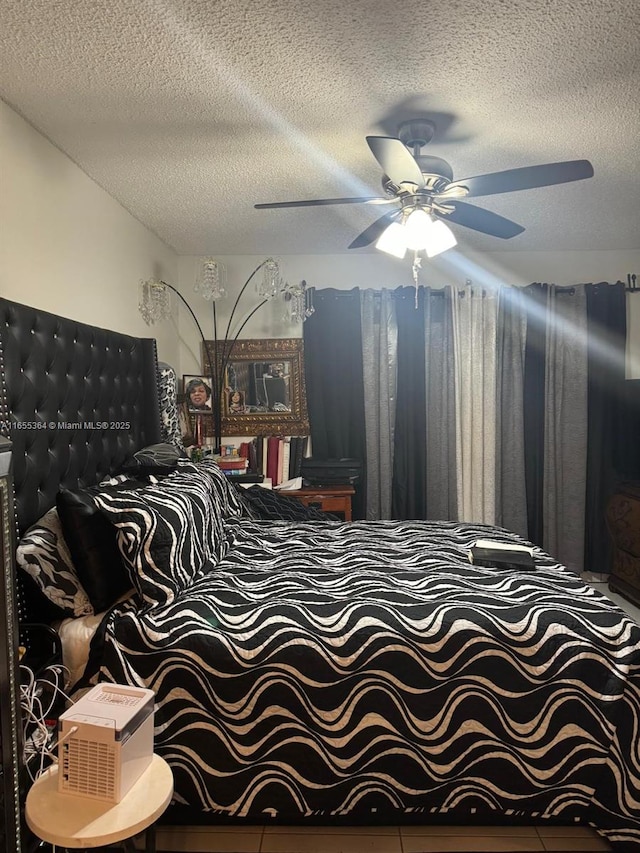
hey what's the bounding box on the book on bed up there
[468,539,535,570]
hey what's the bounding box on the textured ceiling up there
[2,0,639,256]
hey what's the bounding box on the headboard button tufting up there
[0,298,162,537]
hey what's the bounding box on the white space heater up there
[57,683,155,802]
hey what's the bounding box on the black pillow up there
[56,482,147,612]
[120,442,185,475]
[237,485,340,521]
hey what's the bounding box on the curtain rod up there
[363,276,639,296]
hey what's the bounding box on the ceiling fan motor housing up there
[415,155,454,188]
[397,119,437,149]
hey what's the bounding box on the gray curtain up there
[452,286,498,524]
[495,290,528,538]
[424,288,457,519]
[361,290,397,519]
[543,285,588,573]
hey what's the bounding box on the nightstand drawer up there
[283,486,354,521]
[317,496,348,512]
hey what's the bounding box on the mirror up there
[202,338,309,436]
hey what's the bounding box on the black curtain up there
[391,287,428,519]
[303,288,367,519]
[585,281,627,573]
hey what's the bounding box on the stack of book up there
[216,456,249,477]
[212,436,309,486]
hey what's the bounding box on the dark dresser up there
[606,481,640,608]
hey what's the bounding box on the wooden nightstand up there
[284,485,355,520]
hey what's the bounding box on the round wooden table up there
[25,753,173,852]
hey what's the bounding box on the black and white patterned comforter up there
[92,519,640,848]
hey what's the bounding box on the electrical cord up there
[20,662,74,781]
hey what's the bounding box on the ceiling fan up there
[255,119,594,254]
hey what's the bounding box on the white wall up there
[0,100,179,365]
[177,250,640,378]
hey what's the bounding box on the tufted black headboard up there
[0,298,162,537]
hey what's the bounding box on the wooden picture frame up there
[202,338,309,437]
[182,375,214,415]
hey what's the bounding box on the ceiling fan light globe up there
[404,208,433,250]
[425,220,457,257]
[375,221,407,258]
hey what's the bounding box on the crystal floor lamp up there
[138,258,314,453]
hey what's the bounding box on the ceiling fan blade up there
[447,160,594,198]
[438,201,525,239]
[366,136,425,188]
[348,210,400,249]
[254,196,393,209]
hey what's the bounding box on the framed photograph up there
[226,388,248,415]
[183,375,214,414]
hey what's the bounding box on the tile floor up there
[144,583,638,853]
[145,823,612,853]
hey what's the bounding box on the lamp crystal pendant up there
[281,280,315,323]
[257,257,282,298]
[194,258,226,301]
[138,280,171,324]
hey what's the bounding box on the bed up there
[2,298,639,851]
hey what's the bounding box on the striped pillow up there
[16,508,93,617]
[94,466,230,607]
[178,457,246,518]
